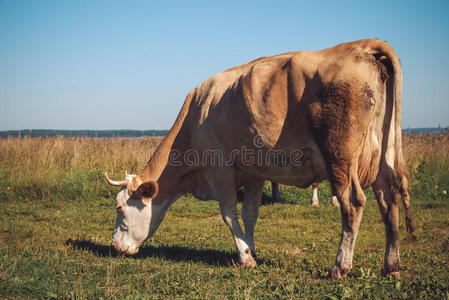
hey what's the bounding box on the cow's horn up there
[104,172,129,186]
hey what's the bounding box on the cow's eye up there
[116,204,125,214]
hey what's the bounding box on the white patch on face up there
[111,184,169,254]
[112,188,152,252]
[108,173,173,254]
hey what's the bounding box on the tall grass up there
[0,136,163,175]
[0,136,162,201]
[0,132,448,202]
[403,131,449,202]
[403,131,449,174]
[0,133,448,298]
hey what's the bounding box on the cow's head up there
[104,172,160,255]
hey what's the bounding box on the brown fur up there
[133,181,158,200]
[127,39,416,277]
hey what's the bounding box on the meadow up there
[0,133,448,299]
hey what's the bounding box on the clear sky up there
[1,0,448,130]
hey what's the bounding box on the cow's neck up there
[134,91,194,188]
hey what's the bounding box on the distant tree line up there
[0,129,169,138]
[1,127,447,139]
[402,127,448,134]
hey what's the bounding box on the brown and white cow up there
[105,39,416,278]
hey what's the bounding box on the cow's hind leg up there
[372,170,402,277]
[329,164,367,279]
[210,169,256,267]
[311,183,320,207]
[242,178,264,257]
[398,173,417,241]
[308,78,376,278]
[331,195,340,207]
[311,182,340,207]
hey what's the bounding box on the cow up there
[271,181,339,207]
[105,39,417,279]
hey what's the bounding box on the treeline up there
[1,127,447,138]
[402,127,448,134]
[0,129,169,138]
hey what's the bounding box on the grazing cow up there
[271,181,339,207]
[105,39,416,278]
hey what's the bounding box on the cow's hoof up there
[329,265,350,280]
[331,196,340,207]
[382,265,401,279]
[382,260,401,278]
[382,270,400,279]
[311,202,319,207]
[332,201,340,207]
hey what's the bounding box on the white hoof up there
[331,196,340,207]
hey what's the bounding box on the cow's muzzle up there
[111,241,139,256]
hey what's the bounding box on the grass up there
[0,134,449,299]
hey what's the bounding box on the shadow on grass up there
[65,238,258,267]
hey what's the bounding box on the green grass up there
[1,136,449,299]
[1,176,449,299]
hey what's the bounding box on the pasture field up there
[0,133,449,299]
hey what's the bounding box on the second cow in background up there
[271,182,339,207]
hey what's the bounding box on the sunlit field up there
[1,133,448,299]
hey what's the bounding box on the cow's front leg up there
[271,182,282,202]
[329,172,366,279]
[220,201,256,267]
[211,170,256,267]
[242,179,264,257]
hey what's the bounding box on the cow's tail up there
[365,39,418,241]
[390,51,418,242]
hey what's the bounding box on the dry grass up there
[1,132,447,204]
[1,132,447,180]
[0,136,163,202]
[0,133,448,298]
[403,131,449,174]
[0,136,163,179]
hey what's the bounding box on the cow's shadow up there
[65,239,260,267]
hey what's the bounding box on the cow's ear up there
[135,181,159,200]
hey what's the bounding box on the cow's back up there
[181,40,391,188]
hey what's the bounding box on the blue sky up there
[1,0,448,130]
